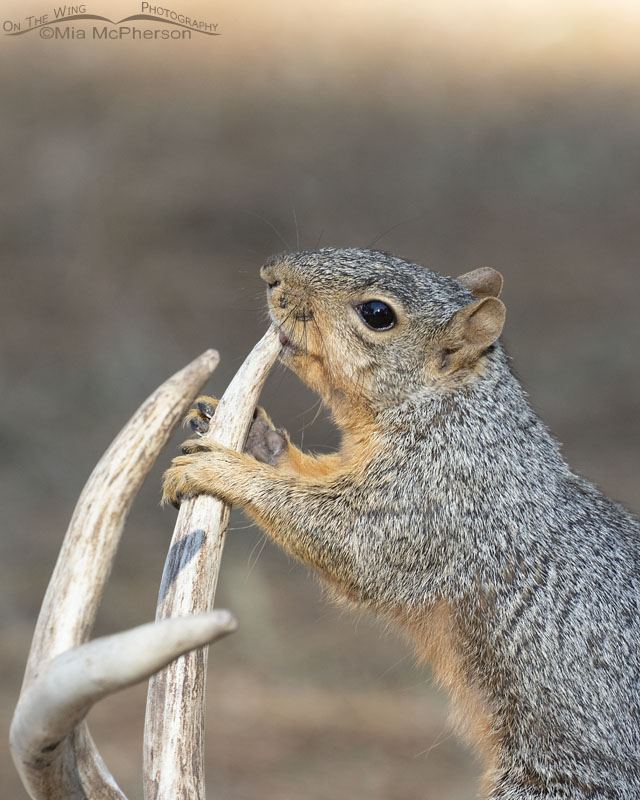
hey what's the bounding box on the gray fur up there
[266,249,640,798]
[167,247,640,799]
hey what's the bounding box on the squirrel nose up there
[260,264,281,291]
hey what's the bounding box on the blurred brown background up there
[1,1,639,798]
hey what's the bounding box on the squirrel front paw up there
[162,453,202,508]
[163,427,277,508]
[245,409,288,466]
[161,439,233,507]
[185,396,288,467]
[184,396,218,436]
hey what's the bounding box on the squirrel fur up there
[163,248,640,799]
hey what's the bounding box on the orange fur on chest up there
[280,412,382,482]
[399,602,501,788]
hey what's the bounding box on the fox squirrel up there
[163,248,640,799]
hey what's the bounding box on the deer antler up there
[144,326,282,800]
[11,329,282,800]
[10,350,230,800]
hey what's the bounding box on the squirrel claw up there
[181,438,213,455]
[196,398,217,420]
[184,396,219,436]
[189,416,209,437]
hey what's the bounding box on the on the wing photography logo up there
[2,3,220,40]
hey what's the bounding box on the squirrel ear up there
[457,268,503,299]
[456,297,506,350]
[439,298,506,371]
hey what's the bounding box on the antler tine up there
[11,350,220,800]
[144,327,282,800]
[10,612,237,795]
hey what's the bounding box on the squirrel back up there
[164,248,640,799]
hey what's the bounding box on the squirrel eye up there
[355,300,396,331]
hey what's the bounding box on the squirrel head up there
[261,248,506,416]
